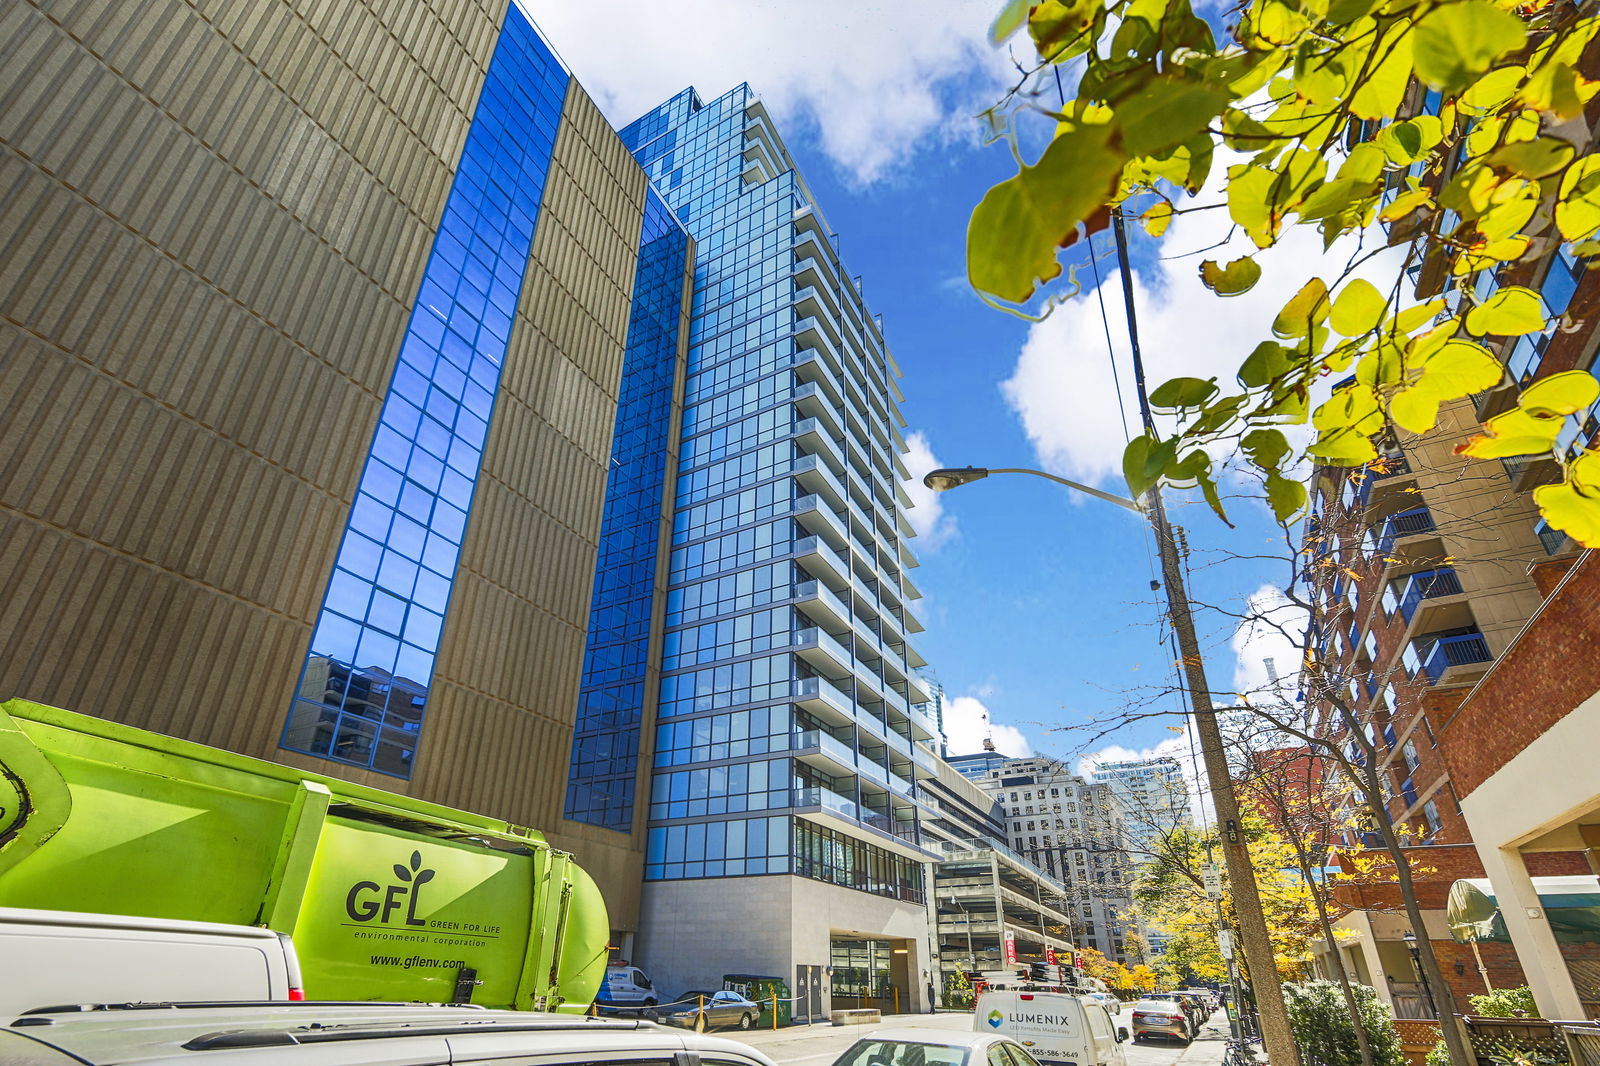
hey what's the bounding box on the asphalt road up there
[727,1010,1236,1066]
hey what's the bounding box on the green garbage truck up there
[0,699,608,1012]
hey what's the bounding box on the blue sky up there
[529,0,1308,772]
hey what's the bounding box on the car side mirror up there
[1116,1027,1128,1042]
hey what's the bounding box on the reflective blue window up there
[566,191,692,828]
[282,8,570,777]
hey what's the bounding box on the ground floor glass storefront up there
[830,935,912,1012]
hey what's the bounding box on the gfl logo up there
[345,851,435,926]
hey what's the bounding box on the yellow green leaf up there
[1460,65,1525,113]
[1416,340,1503,398]
[1533,481,1600,548]
[1556,157,1600,243]
[1028,0,1099,58]
[1273,277,1330,338]
[1115,74,1232,159]
[990,0,1030,44]
[1413,0,1527,96]
[1242,428,1291,471]
[1520,370,1600,418]
[1238,342,1294,389]
[1485,138,1576,180]
[1330,279,1385,336]
[968,122,1124,304]
[1142,200,1175,238]
[1391,386,1442,433]
[1265,471,1309,522]
[1356,341,1407,388]
[1571,450,1600,495]
[1150,376,1221,409]
[1457,406,1562,459]
[1200,256,1263,296]
[1464,286,1545,337]
[1313,383,1382,432]
[1379,188,1433,223]
[1229,163,1281,248]
[1350,22,1414,120]
[1306,426,1379,466]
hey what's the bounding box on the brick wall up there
[1439,552,1600,798]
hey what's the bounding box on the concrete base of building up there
[637,874,933,1018]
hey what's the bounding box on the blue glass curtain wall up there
[282,9,570,777]
[566,190,691,829]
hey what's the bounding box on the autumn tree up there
[972,0,1600,544]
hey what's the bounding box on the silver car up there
[1129,998,1192,1044]
[0,1002,782,1065]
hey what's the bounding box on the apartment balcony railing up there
[1394,567,1463,624]
[1377,507,1436,555]
[792,729,856,773]
[794,785,858,820]
[1419,631,1492,682]
[1536,517,1569,555]
[1367,451,1411,480]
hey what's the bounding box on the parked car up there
[1129,998,1192,1044]
[0,1003,783,1065]
[1174,990,1210,1023]
[1143,991,1202,1030]
[974,990,1128,1066]
[833,1027,1047,1066]
[1083,991,1123,1017]
[656,989,760,1031]
[0,907,302,1019]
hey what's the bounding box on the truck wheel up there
[694,1013,707,1033]
[739,1013,755,1030]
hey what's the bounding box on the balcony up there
[1393,567,1464,624]
[793,675,853,727]
[1377,507,1436,555]
[793,786,934,860]
[792,454,848,512]
[794,627,853,679]
[1535,517,1571,555]
[792,729,856,777]
[794,580,850,632]
[794,535,849,588]
[911,741,938,777]
[1418,631,1492,682]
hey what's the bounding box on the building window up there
[281,10,570,778]
[791,821,924,902]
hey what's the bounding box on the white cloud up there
[943,695,1033,757]
[1079,729,1209,823]
[999,153,1408,492]
[901,430,958,551]
[1231,583,1308,706]
[524,0,1014,185]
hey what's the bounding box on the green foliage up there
[943,969,975,1008]
[974,0,1600,545]
[1425,1038,1452,1066]
[1282,980,1408,1066]
[1468,985,1538,1018]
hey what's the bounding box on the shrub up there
[1282,980,1408,1066]
[1425,1039,1451,1066]
[1469,987,1538,1019]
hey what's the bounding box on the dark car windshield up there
[836,1040,970,1066]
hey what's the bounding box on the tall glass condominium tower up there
[611,86,942,1008]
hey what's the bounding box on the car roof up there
[2,1003,782,1065]
[864,1028,1020,1049]
[0,907,280,940]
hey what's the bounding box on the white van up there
[0,907,302,1018]
[974,990,1128,1066]
[600,963,659,1008]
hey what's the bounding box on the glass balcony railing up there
[1393,567,1463,624]
[1419,632,1492,681]
[1536,517,1568,555]
[793,729,855,767]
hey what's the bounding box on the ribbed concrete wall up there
[0,0,507,748]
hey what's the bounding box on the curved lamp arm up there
[921,466,1141,513]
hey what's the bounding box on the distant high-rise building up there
[1092,756,1194,861]
[968,756,1140,966]
[606,84,942,1014]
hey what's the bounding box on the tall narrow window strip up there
[567,190,691,828]
[282,9,570,778]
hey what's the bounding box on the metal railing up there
[1377,506,1436,554]
[1420,632,1492,681]
[1559,1021,1600,1066]
[1395,567,1463,623]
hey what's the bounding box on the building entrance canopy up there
[1447,876,1600,944]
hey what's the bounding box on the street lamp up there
[1403,931,1439,1018]
[923,461,1302,1066]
